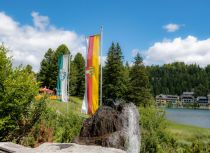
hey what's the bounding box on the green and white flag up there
[57,54,70,102]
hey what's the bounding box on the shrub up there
[140,106,177,153]
[21,106,84,147]
[0,45,47,142]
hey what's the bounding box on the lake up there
[165,108,210,128]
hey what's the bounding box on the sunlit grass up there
[166,121,210,144]
[47,96,86,116]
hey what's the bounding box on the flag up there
[57,54,69,102]
[82,34,101,115]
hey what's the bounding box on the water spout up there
[127,105,140,153]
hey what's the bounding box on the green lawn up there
[47,96,84,115]
[166,121,210,145]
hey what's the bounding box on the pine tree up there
[38,44,70,90]
[37,48,55,89]
[128,53,152,106]
[124,61,130,100]
[69,60,78,96]
[73,53,85,97]
[103,42,127,103]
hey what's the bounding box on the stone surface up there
[0,142,126,153]
[74,102,140,152]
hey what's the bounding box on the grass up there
[166,120,210,145]
[47,96,84,115]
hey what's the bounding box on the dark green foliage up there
[148,62,209,96]
[123,61,130,100]
[73,53,85,97]
[38,44,70,90]
[69,61,78,96]
[37,48,55,89]
[103,42,127,102]
[128,53,152,106]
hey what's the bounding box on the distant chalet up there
[156,92,210,106]
[180,92,194,103]
[156,94,179,105]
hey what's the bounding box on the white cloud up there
[131,48,141,57]
[163,23,181,32]
[0,11,86,72]
[100,55,107,66]
[31,12,49,30]
[144,35,210,67]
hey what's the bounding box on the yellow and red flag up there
[82,34,101,115]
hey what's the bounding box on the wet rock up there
[74,102,140,152]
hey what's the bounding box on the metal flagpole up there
[67,54,70,113]
[100,26,103,106]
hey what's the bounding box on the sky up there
[1,0,210,72]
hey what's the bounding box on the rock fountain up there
[0,102,140,153]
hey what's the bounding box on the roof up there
[197,96,208,99]
[156,94,167,99]
[182,92,194,95]
[39,87,54,94]
[156,94,179,100]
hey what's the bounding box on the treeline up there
[147,62,210,96]
[38,42,152,106]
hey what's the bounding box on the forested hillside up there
[147,62,210,96]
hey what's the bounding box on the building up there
[208,94,210,103]
[196,96,208,104]
[156,94,179,105]
[180,92,194,103]
[156,94,167,105]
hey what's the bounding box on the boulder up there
[74,102,140,153]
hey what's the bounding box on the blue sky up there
[1,0,210,71]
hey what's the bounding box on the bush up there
[0,45,47,142]
[21,106,84,147]
[140,106,177,153]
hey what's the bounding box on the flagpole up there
[100,26,103,106]
[67,54,70,113]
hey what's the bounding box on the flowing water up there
[165,108,210,128]
[127,106,140,153]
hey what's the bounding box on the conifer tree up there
[128,53,152,106]
[69,60,78,96]
[37,48,54,89]
[73,53,85,97]
[103,42,127,103]
[38,44,70,90]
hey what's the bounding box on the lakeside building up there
[180,92,194,103]
[156,94,179,105]
[208,94,210,103]
[196,96,208,105]
[156,92,210,109]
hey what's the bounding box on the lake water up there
[165,108,210,128]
